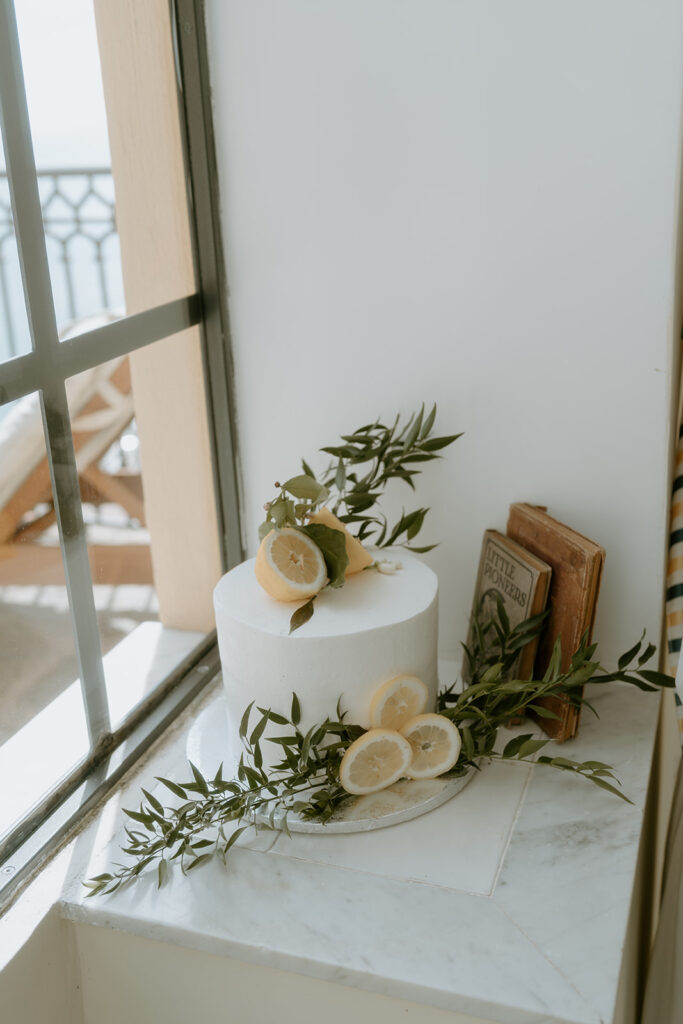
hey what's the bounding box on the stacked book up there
[467,503,605,741]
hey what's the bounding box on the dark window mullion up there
[40,380,111,741]
[173,0,243,571]
[0,0,110,745]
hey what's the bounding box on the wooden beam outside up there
[93,0,223,632]
[0,542,153,587]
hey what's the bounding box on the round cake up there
[213,550,439,772]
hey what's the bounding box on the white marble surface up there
[59,677,661,1024]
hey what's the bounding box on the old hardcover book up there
[465,530,552,682]
[506,503,606,741]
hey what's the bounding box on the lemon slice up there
[308,507,374,574]
[339,729,413,795]
[369,674,429,730]
[400,714,462,779]
[254,527,327,602]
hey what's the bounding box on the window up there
[0,0,240,911]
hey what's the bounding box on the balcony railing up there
[0,167,124,361]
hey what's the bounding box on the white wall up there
[206,0,683,666]
[0,905,83,1024]
[73,924,497,1024]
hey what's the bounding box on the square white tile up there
[269,759,531,895]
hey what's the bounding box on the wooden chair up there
[0,347,153,587]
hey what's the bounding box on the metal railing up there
[0,167,123,360]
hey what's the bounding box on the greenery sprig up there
[438,593,674,799]
[85,599,674,897]
[258,403,462,553]
[84,697,361,897]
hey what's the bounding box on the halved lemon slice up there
[339,729,413,795]
[254,527,326,602]
[369,674,429,730]
[400,714,462,779]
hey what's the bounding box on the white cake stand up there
[186,694,477,834]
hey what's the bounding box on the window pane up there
[14,0,126,337]
[65,337,214,731]
[0,392,89,838]
[0,140,32,362]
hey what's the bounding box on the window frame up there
[0,0,240,913]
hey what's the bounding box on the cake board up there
[186,692,476,835]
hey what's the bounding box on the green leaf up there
[461,725,475,760]
[301,459,316,479]
[491,593,509,636]
[258,520,273,541]
[320,444,362,459]
[224,825,250,852]
[300,725,315,765]
[270,496,296,528]
[300,523,349,587]
[155,777,187,799]
[186,853,212,872]
[418,433,463,451]
[637,669,675,688]
[289,596,316,634]
[517,738,549,758]
[386,508,429,546]
[527,703,561,720]
[141,789,165,816]
[253,742,263,770]
[406,508,428,540]
[502,733,535,758]
[589,777,633,803]
[403,406,424,449]
[258,708,288,725]
[543,637,563,681]
[242,765,263,788]
[239,701,254,741]
[637,642,657,667]
[189,761,209,797]
[335,460,346,492]
[421,402,437,439]
[250,712,269,746]
[157,859,168,889]
[544,756,577,769]
[618,637,642,670]
[291,692,301,725]
[401,453,439,464]
[123,808,153,826]
[344,492,379,511]
[282,474,329,501]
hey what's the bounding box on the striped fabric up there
[665,422,683,743]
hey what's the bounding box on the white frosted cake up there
[213,550,438,772]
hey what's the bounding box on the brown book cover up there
[506,503,605,741]
[465,530,552,683]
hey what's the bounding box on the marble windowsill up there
[59,666,661,1024]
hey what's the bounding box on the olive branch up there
[438,593,673,799]
[258,403,462,552]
